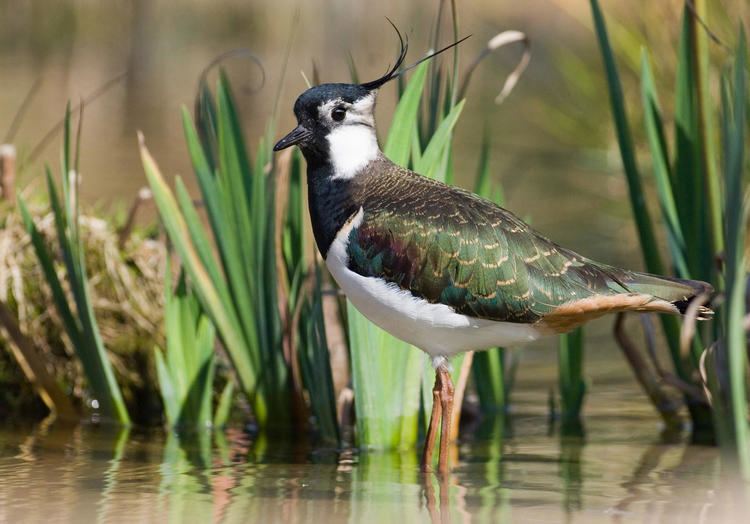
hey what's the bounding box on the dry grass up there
[0,202,166,421]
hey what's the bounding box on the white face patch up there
[319,93,380,179]
[327,125,379,180]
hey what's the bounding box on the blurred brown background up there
[1,0,746,266]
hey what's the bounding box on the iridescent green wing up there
[346,174,623,324]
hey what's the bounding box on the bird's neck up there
[305,161,365,258]
[302,124,386,257]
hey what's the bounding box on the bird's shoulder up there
[350,159,524,231]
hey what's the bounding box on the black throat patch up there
[305,161,363,258]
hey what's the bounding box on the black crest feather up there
[359,19,471,91]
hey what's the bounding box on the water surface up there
[1,346,747,524]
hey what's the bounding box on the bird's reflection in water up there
[421,472,451,524]
[2,416,750,523]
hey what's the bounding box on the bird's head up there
[273,23,468,179]
[273,82,380,178]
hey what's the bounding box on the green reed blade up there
[214,380,235,428]
[20,163,130,423]
[196,317,217,408]
[211,171,261,362]
[182,108,224,233]
[215,82,264,347]
[165,275,191,401]
[425,66,443,140]
[473,349,511,415]
[590,0,686,383]
[154,347,177,424]
[176,356,215,428]
[558,327,586,428]
[195,80,218,171]
[415,99,465,180]
[410,126,423,168]
[348,302,423,449]
[76,276,130,424]
[297,265,340,444]
[721,28,749,474]
[690,0,723,261]
[18,197,82,341]
[473,125,493,199]
[384,61,429,166]
[45,167,82,290]
[346,52,360,84]
[141,142,260,409]
[282,151,305,273]
[62,102,71,179]
[674,6,712,284]
[590,0,664,277]
[640,50,689,278]
[174,178,226,291]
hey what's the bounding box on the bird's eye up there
[331,106,347,122]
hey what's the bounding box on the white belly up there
[325,208,546,357]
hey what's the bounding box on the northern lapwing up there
[273,26,713,473]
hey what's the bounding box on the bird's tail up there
[539,265,714,333]
[613,270,714,319]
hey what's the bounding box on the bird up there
[272,25,714,474]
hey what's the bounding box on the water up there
[1,346,747,523]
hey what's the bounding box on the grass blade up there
[140,139,259,409]
[640,50,689,278]
[20,168,130,423]
[414,99,465,180]
[214,380,235,428]
[155,267,218,429]
[383,61,430,166]
[589,0,664,277]
[589,0,687,388]
[673,6,713,285]
[720,28,749,475]
[558,327,586,431]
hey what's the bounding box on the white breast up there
[325,208,546,357]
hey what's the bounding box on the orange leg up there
[437,366,454,474]
[421,363,456,474]
[421,371,443,472]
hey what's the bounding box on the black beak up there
[273,124,311,151]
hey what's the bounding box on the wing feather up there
[344,163,697,325]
